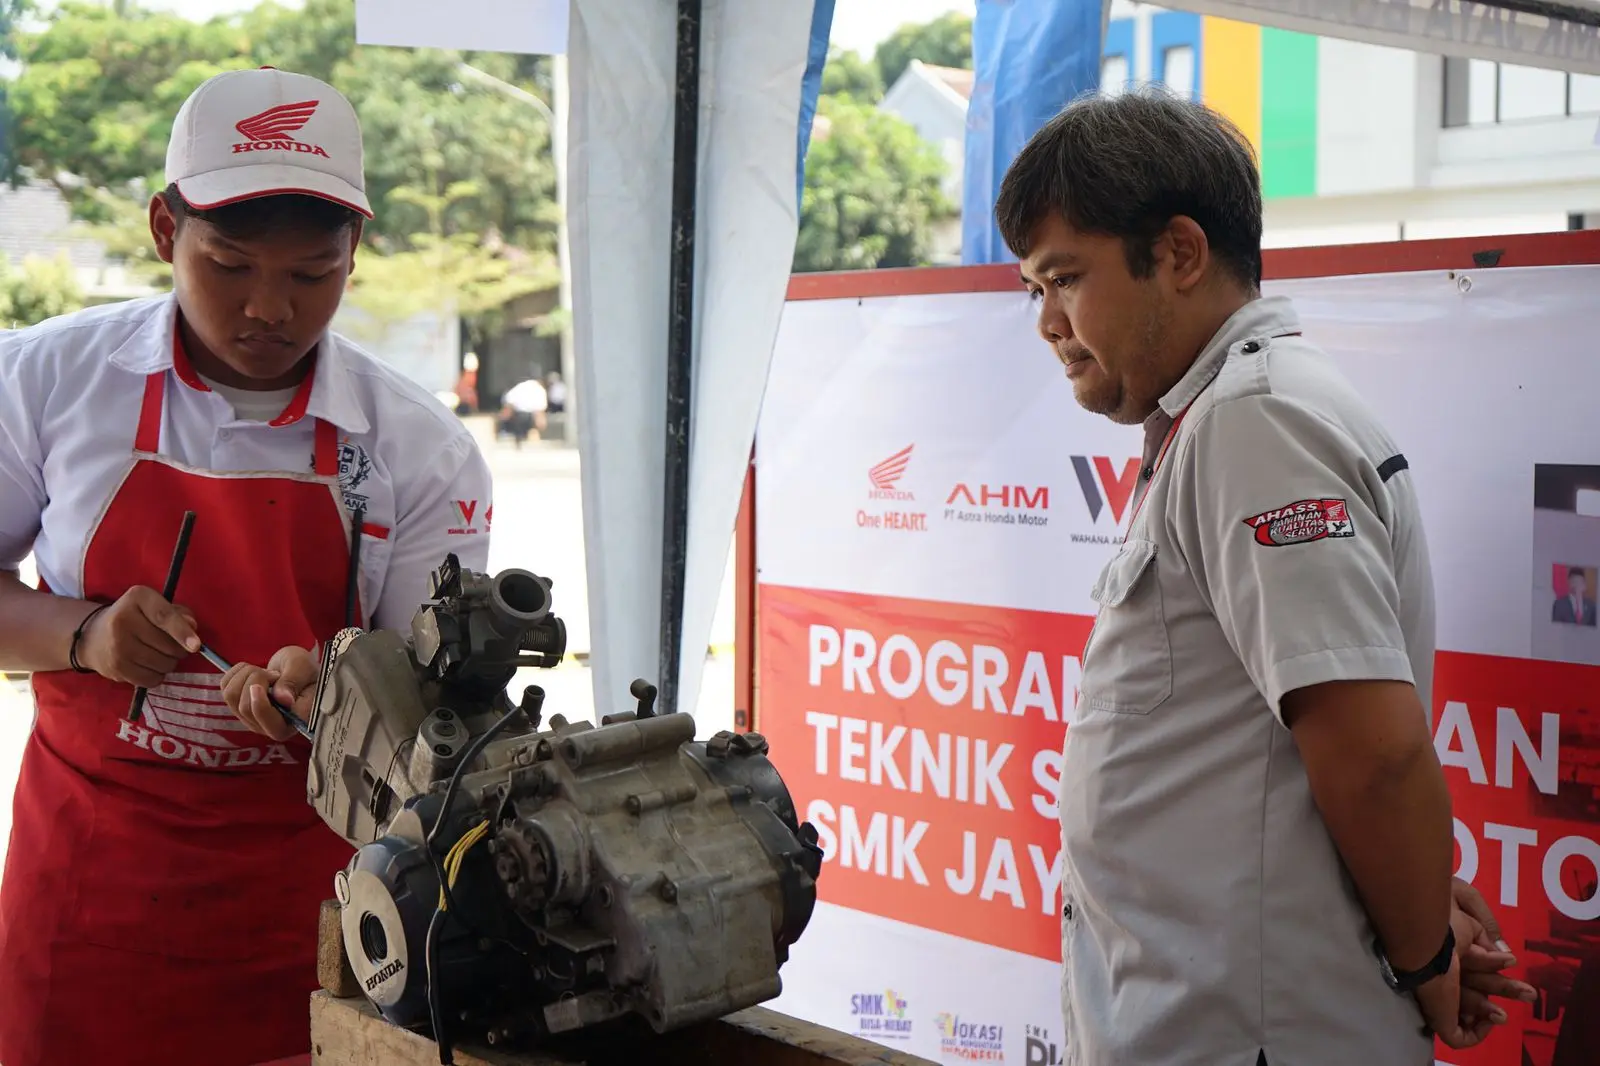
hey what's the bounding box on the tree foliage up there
[793,94,950,274]
[2,0,559,333]
[4,0,558,256]
[344,178,557,339]
[821,47,883,103]
[0,251,84,328]
[874,11,973,91]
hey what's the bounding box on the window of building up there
[1444,55,1600,126]
[1101,55,1129,96]
[1162,45,1196,98]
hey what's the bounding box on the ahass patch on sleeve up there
[1242,498,1355,547]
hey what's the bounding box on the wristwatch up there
[1376,926,1456,993]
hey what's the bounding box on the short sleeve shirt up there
[1057,296,1437,1066]
[0,293,494,631]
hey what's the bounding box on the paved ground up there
[0,424,739,870]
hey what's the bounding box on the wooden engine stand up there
[310,901,936,1066]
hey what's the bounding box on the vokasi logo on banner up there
[934,1011,1005,1062]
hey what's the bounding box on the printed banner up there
[756,261,1600,1065]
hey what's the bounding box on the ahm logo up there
[1070,455,1141,524]
[869,445,913,491]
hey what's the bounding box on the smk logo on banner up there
[858,445,927,533]
[935,1012,1005,1062]
[849,988,912,1041]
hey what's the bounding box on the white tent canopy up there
[1174,0,1600,75]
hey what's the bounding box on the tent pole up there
[659,0,702,717]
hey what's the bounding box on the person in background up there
[546,369,567,413]
[0,67,493,1066]
[454,351,481,415]
[998,86,1534,1066]
[498,374,549,447]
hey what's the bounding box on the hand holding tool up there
[126,510,196,723]
[200,644,314,740]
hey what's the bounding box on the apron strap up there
[134,373,165,454]
[313,420,339,478]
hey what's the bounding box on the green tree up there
[0,251,85,327]
[3,0,558,253]
[793,94,951,273]
[73,184,171,288]
[821,47,883,103]
[3,2,251,208]
[874,11,973,91]
[344,178,557,351]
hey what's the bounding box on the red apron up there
[0,357,362,1066]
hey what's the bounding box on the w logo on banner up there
[1070,456,1141,524]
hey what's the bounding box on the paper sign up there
[355,0,570,56]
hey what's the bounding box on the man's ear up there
[1162,215,1210,294]
[346,220,364,276]
[149,194,179,264]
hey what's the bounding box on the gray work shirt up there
[1059,296,1437,1066]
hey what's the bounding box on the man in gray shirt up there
[996,88,1529,1065]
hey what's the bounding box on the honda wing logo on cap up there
[233,100,330,158]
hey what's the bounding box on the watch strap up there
[1379,925,1456,993]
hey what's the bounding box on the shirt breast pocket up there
[1079,536,1173,716]
[353,524,394,629]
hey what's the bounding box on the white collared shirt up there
[1061,296,1436,1066]
[0,293,493,631]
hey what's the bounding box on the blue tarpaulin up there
[962,0,1105,265]
[796,0,836,209]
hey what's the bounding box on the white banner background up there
[756,261,1600,1066]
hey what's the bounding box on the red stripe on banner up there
[784,229,1600,301]
[758,582,1600,1064]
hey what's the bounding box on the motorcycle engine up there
[303,554,823,1053]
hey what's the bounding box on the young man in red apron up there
[0,67,494,1065]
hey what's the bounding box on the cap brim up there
[177,163,373,219]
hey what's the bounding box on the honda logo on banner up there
[1070,456,1141,525]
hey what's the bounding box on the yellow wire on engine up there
[438,820,490,910]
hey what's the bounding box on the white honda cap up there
[165,66,373,219]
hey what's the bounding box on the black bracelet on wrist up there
[69,603,110,674]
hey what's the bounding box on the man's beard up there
[1081,302,1172,426]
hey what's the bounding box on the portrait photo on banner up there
[1531,465,1600,661]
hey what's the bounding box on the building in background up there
[883,0,1600,252]
[879,59,972,264]
[0,180,154,302]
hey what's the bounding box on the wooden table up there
[289,991,934,1066]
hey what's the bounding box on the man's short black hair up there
[161,183,364,240]
[995,85,1264,291]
